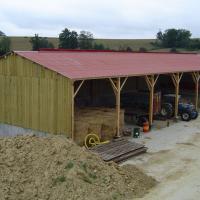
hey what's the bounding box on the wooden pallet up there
[90,138,147,163]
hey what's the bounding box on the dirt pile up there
[0,135,156,200]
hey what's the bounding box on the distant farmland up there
[94,39,155,51]
[2,36,199,53]
[9,37,59,51]
[7,36,155,51]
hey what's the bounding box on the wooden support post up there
[116,77,121,137]
[109,77,128,137]
[192,72,200,110]
[171,73,183,119]
[145,75,159,126]
[71,80,85,141]
[71,82,75,140]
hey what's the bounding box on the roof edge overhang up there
[11,50,200,82]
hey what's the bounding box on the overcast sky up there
[0,0,199,39]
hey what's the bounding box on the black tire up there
[137,116,148,127]
[160,103,173,119]
[191,111,198,120]
[181,112,191,121]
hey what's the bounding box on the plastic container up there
[143,121,150,133]
[133,127,140,138]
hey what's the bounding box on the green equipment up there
[133,127,140,138]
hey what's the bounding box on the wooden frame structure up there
[1,52,200,145]
[71,72,200,141]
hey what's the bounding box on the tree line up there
[30,28,107,51]
[154,29,200,51]
[0,31,11,56]
[1,28,200,56]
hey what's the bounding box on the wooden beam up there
[73,80,85,98]
[145,76,152,90]
[154,75,159,86]
[145,75,159,126]
[170,73,183,119]
[116,77,121,137]
[71,80,85,141]
[192,72,200,110]
[71,81,75,140]
[109,78,118,93]
[120,77,128,91]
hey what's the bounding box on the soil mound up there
[0,135,156,200]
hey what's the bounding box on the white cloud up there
[0,0,199,38]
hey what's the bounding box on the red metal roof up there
[15,50,200,80]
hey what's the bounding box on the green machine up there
[133,127,140,138]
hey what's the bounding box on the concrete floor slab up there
[123,118,200,200]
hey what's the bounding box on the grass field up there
[1,36,199,53]
[94,39,155,51]
[9,36,59,51]
[6,36,156,51]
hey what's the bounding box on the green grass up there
[65,161,74,170]
[53,175,66,185]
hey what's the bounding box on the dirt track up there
[0,135,156,200]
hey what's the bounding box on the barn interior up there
[73,73,197,145]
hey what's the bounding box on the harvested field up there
[0,135,156,200]
[75,107,124,145]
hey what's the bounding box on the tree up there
[59,28,78,49]
[0,36,11,56]
[93,43,105,50]
[126,46,132,52]
[30,34,54,51]
[78,31,93,49]
[156,29,192,48]
[188,39,200,50]
[0,31,5,36]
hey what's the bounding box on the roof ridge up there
[38,48,198,55]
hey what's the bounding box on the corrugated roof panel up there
[15,51,200,80]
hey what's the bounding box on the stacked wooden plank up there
[90,138,147,163]
[74,107,124,145]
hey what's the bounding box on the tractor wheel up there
[191,111,198,120]
[181,112,191,121]
[160,103,173,119]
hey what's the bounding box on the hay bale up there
[101,124,116,140]
[74,107,124,145]
[88,123,102,135]
[74,121,89,145]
